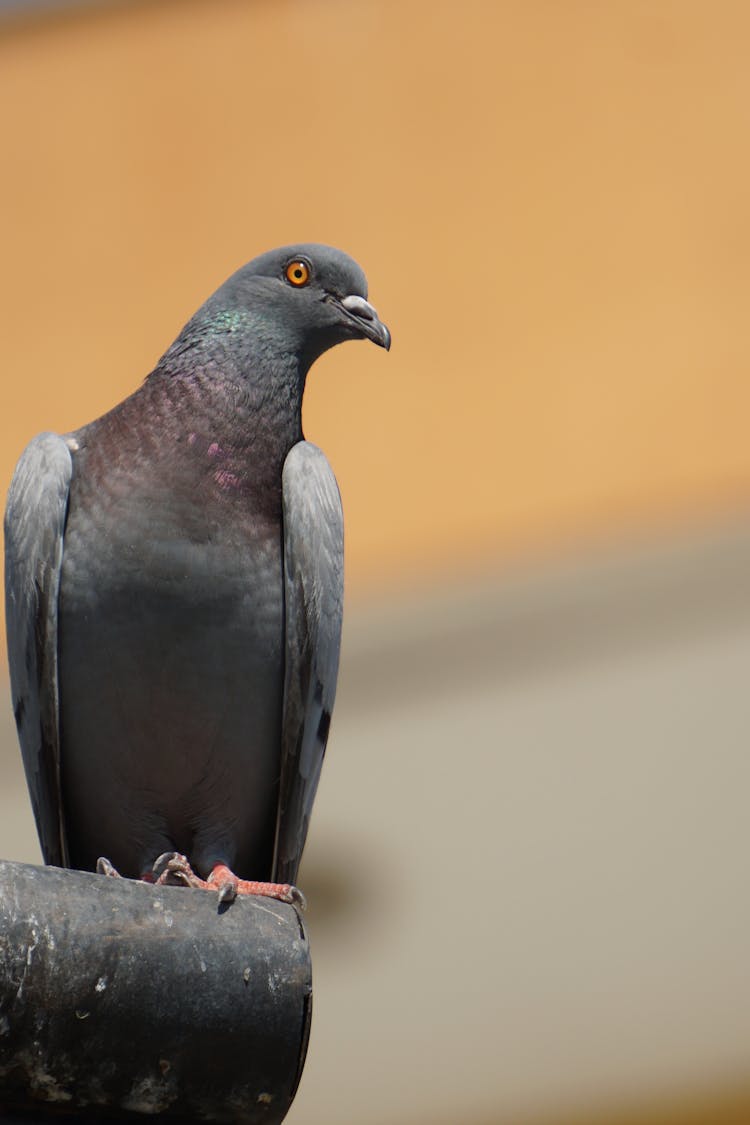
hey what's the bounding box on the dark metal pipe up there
[0,860,311,1122]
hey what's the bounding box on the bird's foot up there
[151,851,205,888]
[150,853,304,908]
[207,863,306,909]
[96,856,122,878]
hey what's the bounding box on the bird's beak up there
[339,294,391,351]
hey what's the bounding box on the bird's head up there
[210,243,391,370]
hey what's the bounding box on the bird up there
[4,243,390,905]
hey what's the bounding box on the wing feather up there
[4,432,72,867]
[273,441,344,885]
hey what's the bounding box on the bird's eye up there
[285,260,311,287]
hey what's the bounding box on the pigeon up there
[4,243,390,904]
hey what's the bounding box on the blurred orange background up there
[2,3,750,1124]
[3,0,750,602]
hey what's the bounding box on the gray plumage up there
[5,243,389,889]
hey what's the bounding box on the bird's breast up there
[56,440,287,876]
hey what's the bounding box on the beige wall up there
[2,0,750,605]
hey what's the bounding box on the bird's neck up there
[150,313,307,455]
[127,319,307,507]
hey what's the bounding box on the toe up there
[287,885,307,911]
[217,880,238,904]
[152,852,206,888]
[151,851,188,881]
[96,857,121,878]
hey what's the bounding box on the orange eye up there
[285,260,310,287]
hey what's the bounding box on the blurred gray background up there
[3,523,750,1124]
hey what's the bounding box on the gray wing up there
[272,441,344,886]
[4,432,72,868]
